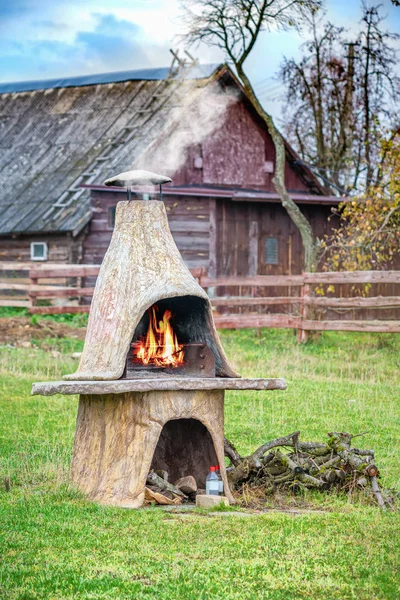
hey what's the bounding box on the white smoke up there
[134,80,239,177]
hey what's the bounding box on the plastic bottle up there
[215,465,224,495]
[206,466,219,495]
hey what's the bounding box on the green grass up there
[0,306,89,327]
[1,327,400,599]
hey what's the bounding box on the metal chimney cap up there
[104,170,172,187]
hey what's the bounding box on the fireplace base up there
[32,377,287,508]
[70,389,233,508]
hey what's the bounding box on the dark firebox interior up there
[150,418,218,488]
[131,295,226,376]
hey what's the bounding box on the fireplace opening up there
[150,418,218,489]
[124,295,227,378]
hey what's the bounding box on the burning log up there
[134,306,184,368]
[224,431,393,510]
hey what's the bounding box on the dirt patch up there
[0,317,86,345]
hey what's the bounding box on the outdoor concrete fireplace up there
[32,175,286,508]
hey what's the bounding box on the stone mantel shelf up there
[31,377,287,396]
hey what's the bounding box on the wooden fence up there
[1,262,400,337]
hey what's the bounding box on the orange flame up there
[134,306,184,367]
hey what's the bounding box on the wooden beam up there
[189,267,205,281]
[28,265,203,280]
[208,198,217,278]
[248,221,258,277]
[0,262,35,271]
[29,266,100,279]
[29,287,95,298]
[201,275,304,287]
[304,271,400,285]
[298,283,311,343]
[0,299,30,307]
[29,306,90,314]
[0,282,30,291]
[213,314,301,329]
[302,319,400,333]
[305,295,400,308]
[211,296,301,306]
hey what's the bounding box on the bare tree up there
[280,15,351,194]
[280,3,400,194]
[180,0,322,271]
[359,2,400,188]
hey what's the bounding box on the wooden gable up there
[172,74,317,194]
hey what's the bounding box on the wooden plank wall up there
[172,98,312,193]
[214,199,400,320]
[164,196,210,270]
[215,200,334,278]
[83,191,211,273]
[0,232,85,264]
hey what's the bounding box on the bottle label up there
[206,481,219,495]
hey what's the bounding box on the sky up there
[0,0,399,119]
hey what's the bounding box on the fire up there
[134,306,184,368]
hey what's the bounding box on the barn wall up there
[215,199,400,319]
[83,191,212,272]
[84,192,339,279]
[172,99,310,192]
[215,200,334,277]
[0,231,85,263]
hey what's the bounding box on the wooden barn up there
[0,63,340,277]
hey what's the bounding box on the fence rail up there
[1,262,400,337]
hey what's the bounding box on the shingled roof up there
[0,64,221,236]
[0,63,325,237]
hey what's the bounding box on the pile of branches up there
[224,431,393,510]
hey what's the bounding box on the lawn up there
[0,325,399,599]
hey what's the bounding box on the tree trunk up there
[236,66,318,272]
[363,12,373,188]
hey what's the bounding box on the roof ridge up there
[0,64,222,95]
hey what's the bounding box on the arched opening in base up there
[150,418,218,489]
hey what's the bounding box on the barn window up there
[31,242,48,261]
[265,238,278,264]
[108,206,116,229]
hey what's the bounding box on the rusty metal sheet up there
[124,343,215,379]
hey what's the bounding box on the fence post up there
[297,275,310,343]
[28,270,38,312]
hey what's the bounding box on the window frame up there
[265,237,279,265]
[30,241,48,262]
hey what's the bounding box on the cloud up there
[0,1,221,82]
[91,13,141,37]
[32,19,70,31]
[75,13,148,67]
[0,12,169,81]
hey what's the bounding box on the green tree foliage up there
[322,133,400,271]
